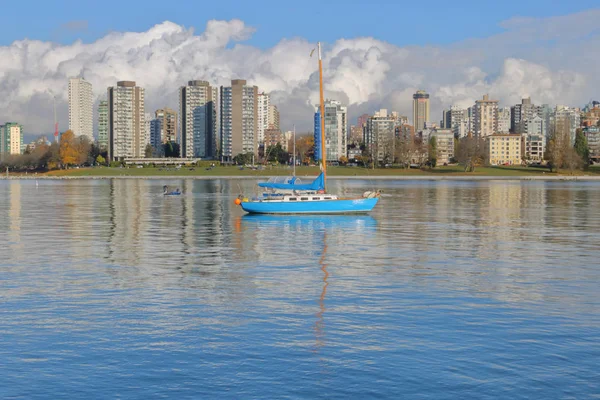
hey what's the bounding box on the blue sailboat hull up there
[240,197,379,214]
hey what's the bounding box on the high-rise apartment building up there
[155,108,177,145]
[412,90,430,132]
[498,107,512,133]
[364,109,396,162]
[97,100,109,151]
[220,79,259,161]
[472,94,499,138]
[179,80,219,159]
[149,118,161,153]
[553,106,581,145]
[442,106,469,137]
[268,104,280,129]
[257,92,270,145]
[107,81,146,161]
[314,99,347,162]
[68,77,93,141]
[0,123,23,157]
[511,97,538,134]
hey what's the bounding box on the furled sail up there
[258,172,325,191]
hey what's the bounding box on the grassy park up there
[23,164,600,178]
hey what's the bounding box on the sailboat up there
[235,42,380,214]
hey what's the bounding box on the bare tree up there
[457,135,486,172]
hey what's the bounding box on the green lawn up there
[32,164,600,178]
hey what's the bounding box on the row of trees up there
[0,130,191,171]
[0,130,105,171]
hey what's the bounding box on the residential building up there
[179,80,219,159]
[220,79,259,161]
[357,114,370,128]
[487,134,521,166]
[257,92,270,145]
[364,109,396,162]
[0,123,24,157]
[264,128,284,149]
[396,124,415,141]
[349,125,363,143]
[314,99,347,162]
[472,94,499,138]
[68,77,93,141]
[107,81,146,161]
[554,105,581,145]
[430,129,454,165]
[582,103,600,127]
[98,100,109,151]
[498,107,511,133]
[584,126,600,163]
[268,104,280,129]
[155,108,177,144]
[511,97,537,133]
[442,106,470,138]
[522,134,544,163]
[413,90,430,131]
[149,118,162,153]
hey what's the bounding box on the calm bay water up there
[1,178,599,399]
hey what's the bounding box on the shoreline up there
[3,175,600,181]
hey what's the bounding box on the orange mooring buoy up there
[234,198,242,206]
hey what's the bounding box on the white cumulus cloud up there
[0,10,598,137]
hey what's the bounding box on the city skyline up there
[2,8,600,139]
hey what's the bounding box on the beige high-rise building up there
[179,80,219,159]
[473,94,499,138]
[220,79,259,161]
[268,104,280,129]
[155,108,178,144]
[412,90,430,132]
[68,77,94,141]
[108,81,146,161]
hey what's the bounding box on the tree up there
[59,130,79,166]
[76,136,91,165]
[47,142,61,170]
[456,135,486,172]
[338,155,348,165]
[428,136,438,168]
[265,143,289,164]
[96,155,106,165]
[394,137,414,168]
[233,152,255,165]
[144,143,153,158]
[295,135,315,164]
[574,129,590,167]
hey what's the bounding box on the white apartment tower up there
[107,81,146,161]
[257,92,270,145]
[68,77,94,141]
[314,99,347,162]
[179,80,220,159]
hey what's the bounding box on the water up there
[1,178,599,399]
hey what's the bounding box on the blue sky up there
[2,0,599,47]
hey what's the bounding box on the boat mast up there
[293,124,296,177]
[318,42,327,190]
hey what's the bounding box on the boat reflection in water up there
[239,214,378,350]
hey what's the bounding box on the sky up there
[2,0,600,138]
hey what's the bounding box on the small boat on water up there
[234,41,380,215]
[163,185,181,196]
